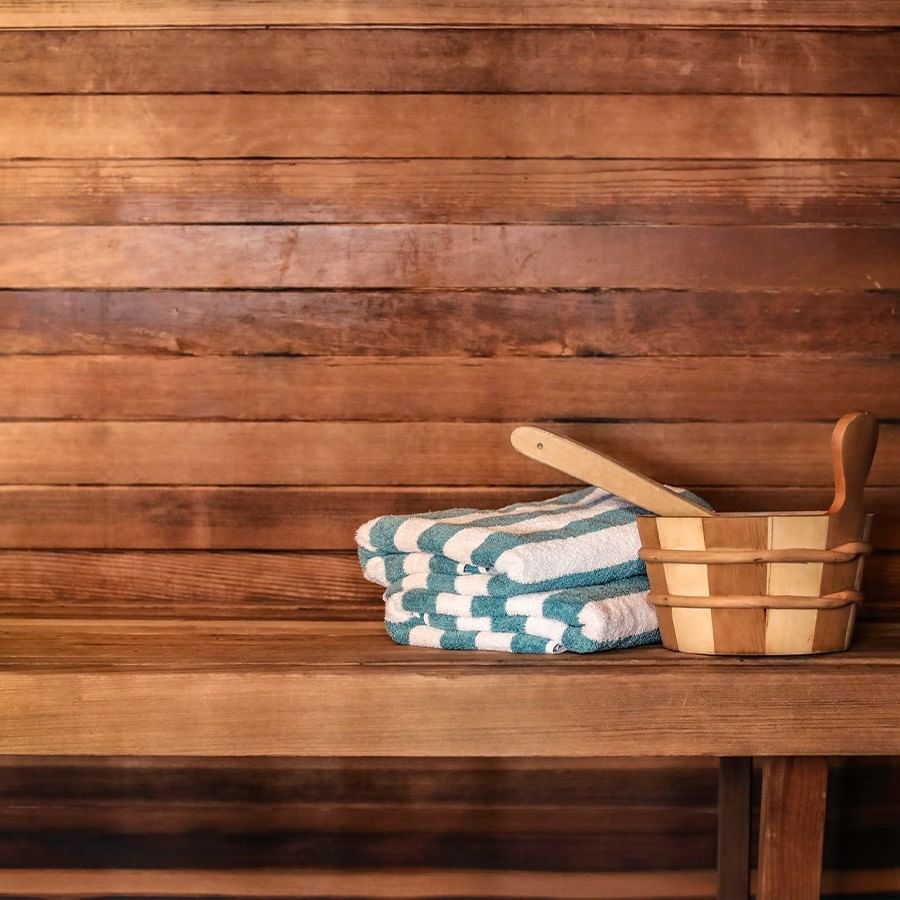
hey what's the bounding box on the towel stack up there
[356,487,666,654]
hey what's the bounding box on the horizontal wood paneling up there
[0,807,717,870]
[0,487,898,550]
[0,830,722,875]
[0,487,548,550]
[3,95,898,160]
[865,555,900,617]
[3,28,898,94]
[3,9,898,895]
[0,757,894,880]
[0,552,382,619]
[0,550,895,620]
[3,226,899,290]
[0,756,715,805]
[0,800,719,837]
[0,422,897,485]
[4,161,899,226]
[0,358,896,420]
[2,290,899,357]
[0,1,896,27]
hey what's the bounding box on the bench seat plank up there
[0,619,897,758]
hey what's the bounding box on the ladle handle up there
[510,426,712,517]
[828,411,879,541]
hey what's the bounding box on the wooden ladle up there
[510,426,712,517]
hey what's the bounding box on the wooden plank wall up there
[0,2,898,897]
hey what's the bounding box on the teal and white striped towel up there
[357,487,648,595]
[356,486,683,654]
[383,576,658,654]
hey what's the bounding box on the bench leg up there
[757,756,829,900]
[717,756,752,900]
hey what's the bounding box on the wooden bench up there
[3,608,898,898]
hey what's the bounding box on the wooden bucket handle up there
[827,411,879,537]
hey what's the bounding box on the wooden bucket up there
[637,412,879,656]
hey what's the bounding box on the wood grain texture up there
[0,620,898,755]
[0,868,718,899]
[2,95,898,160]
[0,421,897,485]
[510,426,714,517]
[3,28,898,94]
[5,161,899,226]
[712,608,767,654]
[3,289,897,357]
[1,550,896,620]
[717,757,752,900]
[1,866,898,899]
[0,815,723,869]
[0,487,898,552]
[0,750,889,869]
[758,757,829,899]
[864,554,900,618]
[0,487,556,550]
[0,798,712,878]
[3,2,898,890]
[0,357,896,420]
[0,809,718,871]
[0,551,382,619]
[4,226,897,290]
[703,516,768,599]
[812,606,855,652]
[0,756,717,806]
[0,1,896,27]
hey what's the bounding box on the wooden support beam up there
[757,757,829,900]
[717,757,752,899]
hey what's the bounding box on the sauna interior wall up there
[0,3,898,896]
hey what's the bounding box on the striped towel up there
[383,576,656,654]
[356,486,678,654]
[357,487,647,593]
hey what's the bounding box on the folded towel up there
[384,576,658,654]
[385,573,650,620]
[357,487,647,594]
[356,485,708,655]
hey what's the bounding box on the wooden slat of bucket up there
[637,518,681,650]
[654,608,679,650]
[636,517,669,594]
[657,518,709,597]
[821,514,874,597]
[767,516,829,598]
[703,516,768,598]
[699,519,766,654]
[844,605,858,648]
[712,609,767,654]
[821,557,862,599]
[671,607,716,654]
[812,606,854,653]
[845,519,873,652]
[657,518,714,654]
[765,609,819,654]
